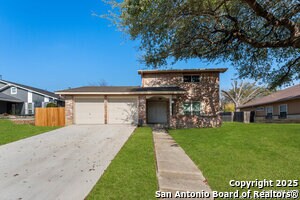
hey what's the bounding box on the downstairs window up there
[183,102,201,115]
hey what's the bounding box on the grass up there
[87,127,158,200]
[0,119,58,145]
[169,123,300,192]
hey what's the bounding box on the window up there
[256,107,264,111]
[183,102,201,115]
[11,87,17,94]
[266,106,273,119]
[183,75,200,83]
[279,104,287,119]
[26,103,35,115]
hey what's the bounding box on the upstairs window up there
[183,102,201,115]
[11,87,17,94]
[183,75,200,83]
[279,104,287,119]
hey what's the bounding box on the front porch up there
[0,93,24,115]
[138,95,176,127]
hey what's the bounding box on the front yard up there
[0,119,58,145]
[87,127,158,200]
[2,119,298,198]
[169,123,300,192]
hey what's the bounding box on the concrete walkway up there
[153,128,213,199]
[0,125,135,200]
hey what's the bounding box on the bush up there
[46,102,58,108]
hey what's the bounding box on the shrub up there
[46,102,58,107]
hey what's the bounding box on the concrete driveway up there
[0,125,135,200]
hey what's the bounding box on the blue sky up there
[0,0,236,92]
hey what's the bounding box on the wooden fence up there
[220,111,254,123]
[35,107,65,126]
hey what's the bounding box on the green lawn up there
[169,123,300,192]
[87,127,158,200]
[0,119,58,145]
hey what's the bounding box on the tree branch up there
[242,0,296,32]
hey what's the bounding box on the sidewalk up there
[153,128,213,199]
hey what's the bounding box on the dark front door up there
[147,101,168,124]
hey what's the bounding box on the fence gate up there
[35,107,65,126]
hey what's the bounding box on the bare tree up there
[221,81,270,111]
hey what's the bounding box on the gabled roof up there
[0,80,62,100]
[138,68,228,74]
[239,84,300,108]
[57,86,139,93]
[56,86,186,95]
[0,93,23,103]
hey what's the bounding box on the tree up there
[221,81,270,111]
[107,0,300,88]
[46,102,58,108]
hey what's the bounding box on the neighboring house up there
[56,68,227,128]
[239,84,300,121]
[0,80,64,115]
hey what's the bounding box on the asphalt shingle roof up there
[56,86,185,93]
[239,84,300,108]
[0,93,23,103]
[1,80,61,100]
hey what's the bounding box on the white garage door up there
[75,97,104,124]
[108,97,138,124]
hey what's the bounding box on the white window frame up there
[279,104,288,113]
[279,104,288,118]
[182,101,201,115]
[266,106,273,115]
[25,102,34,115]
[11,87,17,94]
[27,102,35,115]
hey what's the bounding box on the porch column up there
[104,95,108,124]
[169,96,172,117]
[138,95,146,125]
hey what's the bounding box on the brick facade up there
[61,70,224,128]
[142,72,222,128]
[65,96,74,125]
[138,95,146,125]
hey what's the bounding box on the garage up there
[108,97,138,124]
[75,97,104,124]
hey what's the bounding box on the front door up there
[147,101,168,124]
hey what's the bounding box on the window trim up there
[265,106,273,115]
[279,104,288,119]
[27,102,35,115]
[11,87,17,94]
[182,101,201,116]
[183,75,200,83]
[256,107,264,111]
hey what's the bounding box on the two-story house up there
[0,80,64,115]
[56,68,227,128]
